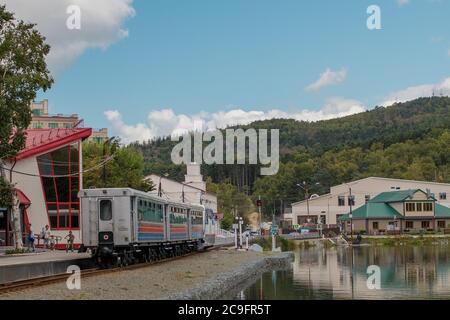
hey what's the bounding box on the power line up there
[1,155,115,178]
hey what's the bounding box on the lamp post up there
[234,216,239,249]
[181,181,195,203]
[296,181,320,223]
[158,173,169,197]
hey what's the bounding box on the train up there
[78,188,206,267]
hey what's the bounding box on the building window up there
[32,122,43,129]
[48,123,59,129]
[37,143,80,229]
[372,222,379,230]
[406,203,415,211]
[423,203,433,212]
[365,195,370,203]
[416,203,422,212]
[440,193,447,200]
[31,109,42,116]
[421,221,430,229]
[63,123,72,129]
[406,221,413,229]
[338,196,345,206]
[438,221,446,229]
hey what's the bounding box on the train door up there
[130,197,136,242]
[187,209,192,240]
[98,198,114,244]
[164,204,170,241]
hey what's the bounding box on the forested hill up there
[240,96,450,154]
[131,96,450,214]
[133,96,450,166]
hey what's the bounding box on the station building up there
[339,189,450,234]
[0,128,92,248]
[291,177,450,226]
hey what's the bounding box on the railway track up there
[0,243,232,295]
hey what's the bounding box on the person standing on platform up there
[65,230,75,253]
[43,225,51,249]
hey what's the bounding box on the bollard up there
[246,234,249,250]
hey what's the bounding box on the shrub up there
[5,248,31,255]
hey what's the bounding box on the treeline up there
[253,128,450,215]
[129,97,450,219]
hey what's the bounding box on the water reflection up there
[237,246,450,299]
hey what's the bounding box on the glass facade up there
[37,143,80,229]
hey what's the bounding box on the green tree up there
[82,141,155,192]
[0,6,53,249]
[207,179,254,230]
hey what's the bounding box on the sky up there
[2,0,450,143]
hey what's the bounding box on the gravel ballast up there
[0,249,293,300]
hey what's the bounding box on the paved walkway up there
[0,250,91,267]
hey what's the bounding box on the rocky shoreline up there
[165,251,294,300]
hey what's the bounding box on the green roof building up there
[339,189,450,235]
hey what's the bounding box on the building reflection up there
[242,245,450,299]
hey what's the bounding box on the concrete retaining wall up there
[0,258,95,284]
[164,251,294,300]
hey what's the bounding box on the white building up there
[1,128,92,248]
[144,164,219,233]
[291,177,450,226]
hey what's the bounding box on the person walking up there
[65,230,75,253]
[27,225,35,252]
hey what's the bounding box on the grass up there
[4,248,32,255]
[362,235,448,246]
[251,236,296,252]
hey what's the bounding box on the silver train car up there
[79,188,205,267]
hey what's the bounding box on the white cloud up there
[104,110,154,144]
[397,0,410,6]
[105,97,366,143]
[305,68,347,92]
[381,77,450,106]
[1,0,135,73]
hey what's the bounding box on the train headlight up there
[103,234,109,241]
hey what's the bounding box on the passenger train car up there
[79,188,205,267]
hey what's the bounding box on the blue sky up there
[9,0,449,141]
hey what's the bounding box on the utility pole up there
[258,195,262,235]
[349,187,353,241]
[271,214,276,251]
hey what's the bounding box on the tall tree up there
[83,140,155,192]
[0,5,53,249]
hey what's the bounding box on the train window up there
[99,199,112,221]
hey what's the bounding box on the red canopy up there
[15,189,31,206]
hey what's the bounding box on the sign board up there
[271,225,277,236]
[232,223,238,229]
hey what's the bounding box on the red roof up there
[14,128,92,160]
[15,189,31,206]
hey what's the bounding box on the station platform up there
[0,249,93,284]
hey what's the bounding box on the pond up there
[234,245,450,299]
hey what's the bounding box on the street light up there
[157,173,169,197]
[296,181,320,222]
[181,181,196,203]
